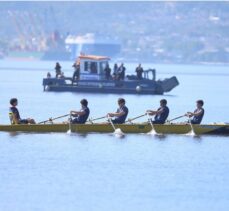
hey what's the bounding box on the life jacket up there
[9,111,16,125]
[9,107,20,125]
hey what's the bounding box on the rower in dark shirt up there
[70,99,90,124]
[9,98,36,124]
[107,98,128,124]
[186,100,204,124]
[146,99,169,124]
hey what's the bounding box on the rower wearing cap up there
[107,98,129,124]
[146,99,169,124]
[186,100,204,124]
[70,99,90,124]
[9,98,36,124]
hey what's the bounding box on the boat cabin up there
[78,55,110,80]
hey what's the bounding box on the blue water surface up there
[0,60,229,211]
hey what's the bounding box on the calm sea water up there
[0,60,229,211]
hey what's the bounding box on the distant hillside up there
[0,1,229,64]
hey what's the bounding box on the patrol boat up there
[42,55,179,95]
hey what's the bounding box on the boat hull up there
[42,76,179,95]
[0,123,229,135]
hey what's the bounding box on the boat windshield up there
[83,60,109,75]
[84,61,98,74]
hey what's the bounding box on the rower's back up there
[191,100,205,124]
[154,106,169,124]
[78,106,90,124]
[115,105,129,124]
[191,108,204,124]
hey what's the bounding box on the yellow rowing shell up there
[0,123,229,135]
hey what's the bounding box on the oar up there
[125,114,146,124]
[188,116,196,136]
[67,113,72,134]
[147,113,157,135]
[87,116,107,124]
[38,114,69,124]
[167,115,185,123]
[108,115,124,136]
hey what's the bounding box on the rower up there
[146,99,169,124]
[186,100,204,124]
[70,99,90,124]
[9,98,36,124]
[107,98,128,124]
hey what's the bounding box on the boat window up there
[99,62,108,74]
[90,62,97,74]
[84,62,89,71]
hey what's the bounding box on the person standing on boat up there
[146,99,169,124]
[55,62,62,78]
[186,100,204,124]
[70,99,90,124]
[107,98,129,124]
[9,98,36,124]
[135,64,144,80]
[117,63,126,80]
[72,63,80,82]
[47,72,51,78]
[112,63,118,79]
[104,63,111,80]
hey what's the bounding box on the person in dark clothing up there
[9,98,36,124]
[104,64,111,80]
[186,100,204,124]
[107,98,129,124]
[135,64,144,80]
[72,63,80,82]
[146,99,169,124]
[55,62,61,78]
[117,63,126,80]
[47,72,51,78]
[112,63,118,79]
[70,99,90,124]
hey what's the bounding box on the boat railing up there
[143,69,156,81]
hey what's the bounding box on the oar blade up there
[67,129,72,134]
[147,129,157,135]
[114,128,125,136]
